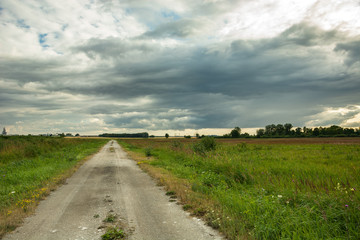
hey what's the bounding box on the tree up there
[313,127,320,136]
[2,127,7,136]
[326,125,343,135]
[303,127,312,136]
[344,128,355,135]
[256,129,265,137]
[230,127,241,138]
[265,124,276,136]
[275,124,285,135]
[284,123,293,135]
[165,133,169,138]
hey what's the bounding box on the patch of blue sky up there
[38,33,49,48]
[39,33,47,44]
[161,10,181,21]
[16,19,30,29]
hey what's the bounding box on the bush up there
[200,137,216,151]
[192,137,216,155]
[144,147,153,157]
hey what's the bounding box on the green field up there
[0,136,107,236]
[119,138,360,240]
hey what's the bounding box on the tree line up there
[223,124,360,138]
[99,132,149,138]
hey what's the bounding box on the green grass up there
[104,214,117,223]
[0,136,107,210]
[119,138,360,240]
[0,136,107,237]
[101,226,125,240]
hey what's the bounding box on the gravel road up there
[3,140,222,240]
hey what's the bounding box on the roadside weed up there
[101,226,125,240]
[104,214,117,223]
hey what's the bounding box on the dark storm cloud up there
[0,57,63,84]
[334,40,360,66]
[0,0,360,137]
[72,38,157,60]
[61,22,360,129]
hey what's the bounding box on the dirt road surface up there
[3,141,222,240]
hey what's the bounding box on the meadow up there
[119,138,360,240]
[0,136,107,237]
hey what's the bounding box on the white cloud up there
[305,105,360,127]
[306,0,360,35]
[0,0,146,58]
[343,113,360,127]
[218,0,317,39]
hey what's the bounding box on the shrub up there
[192,137,217,155]
[144,147,153,157]
[200,137,216,151]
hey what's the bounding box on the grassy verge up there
[0,136,108,237]
[119,138,360,240]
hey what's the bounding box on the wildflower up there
[286,201,290,204]
[350,188,355,192]
[345,205,349,208]
[11,191,15,194]
[7,210,12,215]
[278,195,282,198]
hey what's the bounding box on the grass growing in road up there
[119,138,360,240]
[0,136,107,237]
[101,226,125,240]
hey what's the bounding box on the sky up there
[1,0,360,136]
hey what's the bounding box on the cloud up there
[334,40,360,66]
[305,105,360,127]
[1,0,360,134]
[72,38,158,60]
[141,18,207,39]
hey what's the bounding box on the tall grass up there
[120,139,360,239]
[0,136,107,236]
